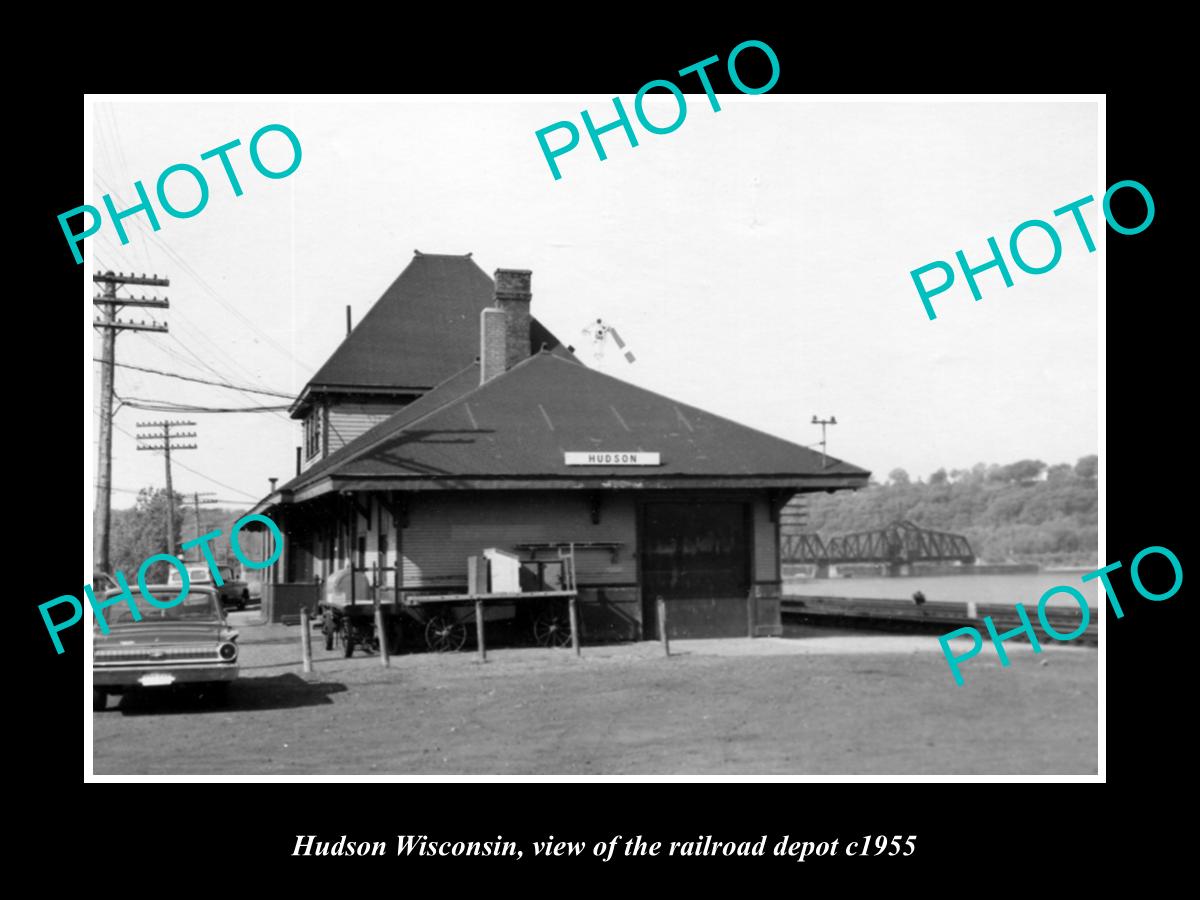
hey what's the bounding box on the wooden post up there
[747,590,755,638]
[475,599,486,663]
[299,607,313,673]
[657,595,670,657]
[568,594,581,657]
[374,597,389,669]
[373,562,389,668]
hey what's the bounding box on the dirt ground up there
[91,619,1098,776]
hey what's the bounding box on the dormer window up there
[304,408,323,460]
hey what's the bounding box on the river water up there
[782,570,1099,609]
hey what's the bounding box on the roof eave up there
[278,473,871,496]
[288,386,311,419]
[245,489,292,517]
[290,383,434,418]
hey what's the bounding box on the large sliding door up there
[640,501,751,639]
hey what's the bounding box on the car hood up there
[95,621,227,646]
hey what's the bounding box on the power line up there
[93,270,170,576]
[92,358,293,398]
[167,303,290,400]
[155,238,314,368]
[90,177,290,388]
[141,332,233,380]
[169,455,259,500]
[166,332,292,423]
[92,172,316,372]
[136,420,197,558]
[187,491,219,553]
[121,397,291,413]
[96,228,278,399]
[112,421,259,501]
[97,108,156,276]
[90,181,296,425]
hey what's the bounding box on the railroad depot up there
[247,252,869,645]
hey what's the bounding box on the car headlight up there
[218,642,238,661]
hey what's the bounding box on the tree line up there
[105,487,248,581]
[800,455,1098,567]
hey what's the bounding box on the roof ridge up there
[304,313,567,393]
[299,253,495,399]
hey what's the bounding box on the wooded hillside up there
[106,488,248,581]
[801,456,1098,566]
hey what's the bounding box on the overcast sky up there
[87,98,1098,509]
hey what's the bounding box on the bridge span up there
[780,519,975,576]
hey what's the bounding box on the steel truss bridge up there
[781,520,975,567]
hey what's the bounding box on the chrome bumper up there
[93,662,239,688]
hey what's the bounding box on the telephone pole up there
[136,421,196,558]
[190,491,218,560]
[93,271,169,575]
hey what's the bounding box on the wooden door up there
[640,501,751,638]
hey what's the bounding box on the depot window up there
[304,409,322,459]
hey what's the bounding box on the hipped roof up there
[263,351,870,507]
[293,252,567,413]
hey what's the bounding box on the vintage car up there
[166,563,250,610]
[92,584,239,711]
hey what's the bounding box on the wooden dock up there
[780,596,1098,645]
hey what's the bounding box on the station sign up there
[564,452,661,466]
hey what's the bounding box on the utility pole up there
[136,420,197,558]
[93,271,169,575]
[811,415,838,469]
[190,491,218,560]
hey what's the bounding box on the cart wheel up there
[342,622,355,658]
[425,616,467,652]
[534,609,573,648]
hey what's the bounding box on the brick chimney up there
[494,268,532,370]
[480,307,507,384]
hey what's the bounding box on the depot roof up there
[259,350,870,508]
[291,252,569,415]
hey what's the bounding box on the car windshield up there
[102,589,220,625]
[167,567,212,584]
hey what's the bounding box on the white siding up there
[327,406,399,453]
